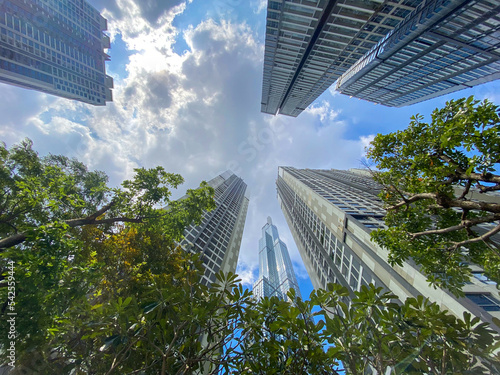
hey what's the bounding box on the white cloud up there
[232,98,374,273]
[328,85,341,97]
[251,0,267,14]
[98,0,189,30]
[236,261,258,287]
[360,134,376,157]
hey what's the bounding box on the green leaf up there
[99,335,120,352]
[143,302,160,314]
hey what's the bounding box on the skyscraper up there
[0,0,113,105]
[261,0,500,116]
[261,0,420,117]
[335,0,500,107]
[179,171,249,286]
[276,167,500,328]
[253,216,301,302]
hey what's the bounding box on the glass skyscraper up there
[277,166,500,331]
[261,0,420,117]
[0,0,113,105]
[335,0,500,107]
[261,0,500,116]
[253,216,301,302]
[179,171,249,286]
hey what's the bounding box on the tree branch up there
[0,220,19,234]
[461,209,469,222]
[450,223,500,250]
[410,224,466,239]
[410,214,500,239]
[436,152,500,184]
[446,198,500,214]
[388,193,437,211]
[458,180,472,200]
[65,216,143,227]
[389,192,500,214]
[104,336,141,375]
[0,211,142,249]
[476,183,500,193]
[0,203,31,228]
[0,233,27,249]
[87,201,116,220]
[460,172,500,185]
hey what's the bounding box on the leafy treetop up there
[366,96,500,294]
[0,138,216,363]
[0,138,216,249]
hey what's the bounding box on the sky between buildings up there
[1,0,499,299]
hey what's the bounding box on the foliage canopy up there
[1,138,500,374]
[367,97,500,294]
[0,139,216,371]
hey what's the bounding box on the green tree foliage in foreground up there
[0,139,216,369]
[366,97,500,295]
[1,139,500,374]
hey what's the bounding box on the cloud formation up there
[95,0,188,25]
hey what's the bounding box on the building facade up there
[0,0,113,105]
[335,0,500,107]
[261,0,421,117]
[276,166,500,328]
[261,0,500,116]
[179,171,249,286]
[253,216,302,302]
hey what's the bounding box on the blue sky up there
[1,0,500,300]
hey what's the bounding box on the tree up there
[366,97,500,294]
[231,283,500,375]
[2,138,500,374]
[49,251,253,375]
[0,139,216,369]
[0,139,216,250]
[236,290,337,374]
[314,284,500,375]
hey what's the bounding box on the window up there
[466,293,500,312]
[472,272,496,285]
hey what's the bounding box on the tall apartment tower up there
[0,0,113,105]
[276,167,500,328]
[335,0,500,107]
[253,216,302,302]
[261,0,500,116]
[261,0,420,117]
[179,171,249,286]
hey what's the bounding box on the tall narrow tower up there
[253,216,301,302]
[179,171,249,286]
